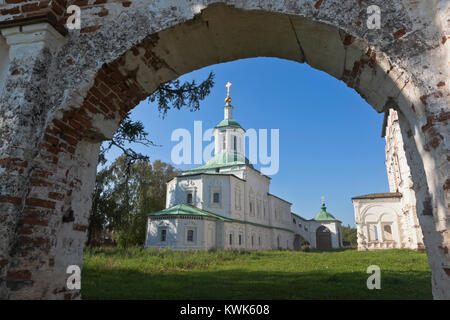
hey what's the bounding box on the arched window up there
[160,228,167,242]
[229,233,233,246]
[383,224,393,241]
[213,192,220,203]
[368,224,379,241]
[187,229,194,242]
[222,135,226,150]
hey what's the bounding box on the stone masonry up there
[0,0,448,299]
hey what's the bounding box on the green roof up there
[215,119,243,129]
[148,204,294,233]
[182,151,253,175]
[147,204,231,221]
[314,204,340,222]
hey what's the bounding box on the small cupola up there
[314,197,340,222]
[213,82,245,156]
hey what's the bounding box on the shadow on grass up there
[305,248,356,253]
[82,267,432,300]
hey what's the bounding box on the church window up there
[222,135,226,151]
[187,193,193,204]
[213,192,220,203]
[256,201,261,218]
[187,229,194,242]
[383,225,393,241]
[293,218,296,224]
[258,236,261,247]
[229,234,233,246]
[249,202,253,213]
[160,229,167,242]
[369,224,378,241]
[239,234,242,245]
[233,136,237,151]
[235,187,241,210]
[251,235,254,247]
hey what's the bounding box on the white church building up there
[145,84,343,251]
[352,109,425,251]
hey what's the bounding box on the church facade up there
[352,109,425,251]
[145,86,342,251]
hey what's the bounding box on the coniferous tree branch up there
[98,72,215,165]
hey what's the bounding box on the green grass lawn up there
[82,247,431,299]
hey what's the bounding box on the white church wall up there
[230,176,245,220]
[291,216,313,245]
[353,110,424,252]
[268,194,292,230]
[202,175,231,218]
[219,166,246,180]
[270,229,294,250]
[146,218,178,249]
[146,217,218,250]
[167,176,203,208]
[243,168,271,226]
[384,110,424,251]
[353,199,403,250]
[213,127,245,155]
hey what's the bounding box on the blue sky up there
[104,57,388,227]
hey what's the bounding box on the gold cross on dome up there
[225,82,232,98]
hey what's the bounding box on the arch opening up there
[0,3,448,300]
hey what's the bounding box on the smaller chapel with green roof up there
[145,83,342,250]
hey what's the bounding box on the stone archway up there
[0,1,448,299]
[316,226,332,249]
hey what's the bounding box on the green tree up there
[112,158,179,247]
[341,224,357,247]
[89,74,214,247]
[90,156,179,247]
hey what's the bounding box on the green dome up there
[182,151,253,175]
[314,203,339,221]
[215,119,243,129]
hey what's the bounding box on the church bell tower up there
[213,82,245,156]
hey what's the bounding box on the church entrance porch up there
[316,226,332,249]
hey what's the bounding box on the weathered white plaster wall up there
[0,0,447,300]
